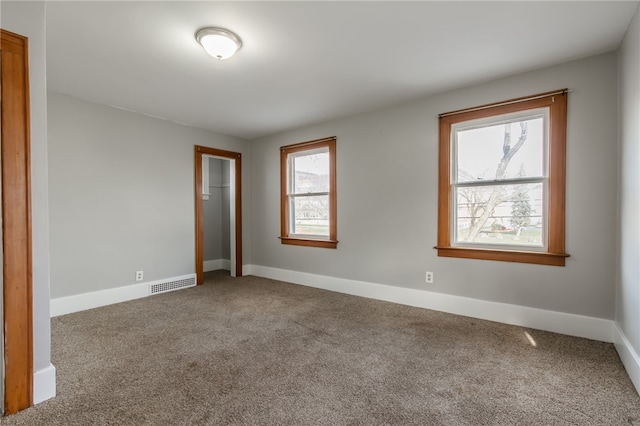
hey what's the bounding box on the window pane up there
[290,195,329,236]
[456,115,545,183]
[455,183,544,247]
[292,151,329,194]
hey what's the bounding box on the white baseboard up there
[33,363,56,404]
[614,324,640,394]
[50,273,196,317]
[50,282,148,317]
[245,265,615,343]
[204,259,231,272]
[242,264,254,276]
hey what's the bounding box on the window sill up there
[280,237,338,249]
[434,246,569,266]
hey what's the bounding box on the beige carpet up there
[3,270,640,425]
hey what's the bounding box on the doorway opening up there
[194,146,242,283]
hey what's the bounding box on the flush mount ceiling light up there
[196,27,242,60]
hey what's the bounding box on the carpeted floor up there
[3,270,640,425]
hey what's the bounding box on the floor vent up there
[149,276,196,295]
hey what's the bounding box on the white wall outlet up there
[135,271,144,282]
[425,271,434,284]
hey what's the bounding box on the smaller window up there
[280,137,337,249]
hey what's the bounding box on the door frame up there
[195,146,242,283]
[1,29,33,414]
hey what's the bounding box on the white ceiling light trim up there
[196,27,242,60]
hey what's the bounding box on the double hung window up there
[280,137,337,249]
[437,91,569,265]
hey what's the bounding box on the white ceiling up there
[46,1,638,140]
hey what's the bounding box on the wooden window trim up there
[436,90,569,266]
[280,137,337,249]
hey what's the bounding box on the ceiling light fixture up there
[196,27,242,60]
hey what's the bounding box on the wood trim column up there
[1,29,34,414]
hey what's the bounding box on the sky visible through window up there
[294,152,329,176]
[457,116,544,181]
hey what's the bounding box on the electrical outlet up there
[425,271,434,284]
[135,271,144,282]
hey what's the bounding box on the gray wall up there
[250,52,619,320]
[203,157,230,262]
[617,6,640,359]
[47,92,250,298]
[1,0,52,382]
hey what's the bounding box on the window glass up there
[290,195,330,236]
[456,114,545,182]
[292,150,330,194]
[452,110,548,250]
[455,182,545,248]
